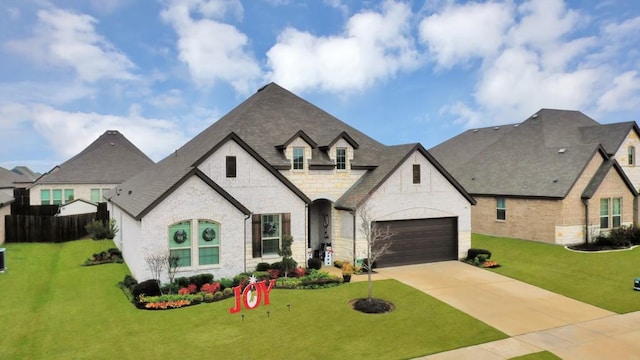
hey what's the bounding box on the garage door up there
[374,217,458,268]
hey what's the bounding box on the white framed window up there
[198,220,220,265]
[41,189,50,205]
[52,189,62,205]
[336,147,347,170]
[496,197,506,220]
[293,147,304,170]
[261,214,281,255]
[169,221,192,267]
[600,197,622,229]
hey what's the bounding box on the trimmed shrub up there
[269,262,282,270]
[253,271,271,281]
[213,291,224,301]
[467,248,491,260]
[219,278,233,290]
[222,288,233,297]
[133,279,161,308]
[256,262,270,271]
[175,277,190,288]
[189,274,214,289]
[203,293,214,303]
[123,275,138,290]
[308,257,323,270]
[280,258,298,274]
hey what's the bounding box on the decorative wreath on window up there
[173,229,187,244]
[263,222,277,236]
[202,227,216,242]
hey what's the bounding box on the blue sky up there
[1,0,639,174]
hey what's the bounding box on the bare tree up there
[358,205,394,300]
[144,250,167,293]
[166,253,180,294]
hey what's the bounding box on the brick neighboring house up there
[108,83,475,282]
[29,130,154,207]
[430,109,639,245]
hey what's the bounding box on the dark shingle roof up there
[34,130,154,185]
[110,83,473,218]
[430,109,637,198]
[0,167,31,188]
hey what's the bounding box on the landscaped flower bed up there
[118,264,344,310]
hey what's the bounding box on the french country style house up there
[430,109,639,245]
[108,83,475,282]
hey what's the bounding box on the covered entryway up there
[375,217,457,267]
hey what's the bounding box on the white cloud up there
[266,0,419,93]
[597,71,640,111]
[425,0,640,127]
[475,47,599,119]
[419,1,514,68]
[160,0,261,93]
[0,102,187,162]
[4,8,136,83]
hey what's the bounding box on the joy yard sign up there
[229,275,275,314]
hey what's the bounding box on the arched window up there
[198,220,220,265]
[169,221,191,267]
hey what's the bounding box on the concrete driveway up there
[371,261,640,359]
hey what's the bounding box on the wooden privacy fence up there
[4,203,109,243]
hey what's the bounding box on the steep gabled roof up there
[430,109,636,198]
[335,143,475,210]
[582,158,639,199]
[110,83,474,218]
[33,130,154,185]
[0,167,31,188]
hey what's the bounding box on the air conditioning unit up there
[0,248,5,273]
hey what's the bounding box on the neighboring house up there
[108,83,475,282]
[0,167,36,244]
[430,109,639,245]
[29,130,154,206]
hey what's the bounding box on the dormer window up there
[336,147,347,170]
[293,147,304,170]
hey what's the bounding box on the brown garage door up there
[374,217,458,268]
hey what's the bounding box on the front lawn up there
[473,234,640,313]
[0,240,506,359]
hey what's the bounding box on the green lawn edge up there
[473,233,640,314]
[0,240,506,359]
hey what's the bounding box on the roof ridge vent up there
[559,148,566,154]
[532,113,539,119]
[494,126,500,130]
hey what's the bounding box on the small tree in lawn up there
[359,205,394,301]
[144,250,167,293]
[166,253,180,294]
[278,234,294,277]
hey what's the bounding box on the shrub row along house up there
[107,83,475,282]
[430,109,640,245]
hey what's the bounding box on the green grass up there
[473,234,640,313]
[0,240,506,359]
[510,351,562,360]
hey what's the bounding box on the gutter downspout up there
[304,203,309,267]
[351,208,357,264]
[582,198,589,243]
[244,213,251,273]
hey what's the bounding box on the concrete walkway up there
[363,261,640,359]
